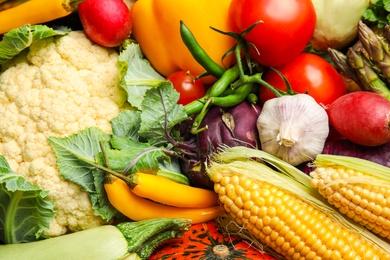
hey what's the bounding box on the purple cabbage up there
[299,128,390,174]
[179,101,261,189]
[321,129,390,167]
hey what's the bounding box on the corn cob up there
[207,146,390,260]
[310,154,390,240]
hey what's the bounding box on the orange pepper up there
[131,0,236,84]
[104,176,223,224]
[131,172,219,208]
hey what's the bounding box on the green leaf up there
[110,110,141,141]
[0,24,70,67]
[0,155,55,244]
[385,0,390,11]
[363,0,390,28]
[48,127,117,220]
[105,137,167,174]
[157,157,190,185]
[118,43,165,109]
[48,127,109,192]
[139,82,189,146]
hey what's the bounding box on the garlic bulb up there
[256,94,329,166]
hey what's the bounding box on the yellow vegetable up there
[310,154,390,240]
[131,172,219,208]
[0,0,79,35]
[104,176,223,224]
[131,0,235,84]
[207,146,390,259]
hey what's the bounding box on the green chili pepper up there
[209,64,240,97]
[211,83,254,107]
[180,20,226,78]
[246,92,259,104]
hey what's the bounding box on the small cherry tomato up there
[229,0,316,67]
[167,71,205,105]
[259,53,347,106]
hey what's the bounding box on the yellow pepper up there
[104,176,223,224]
[131,0,236,84]
[0,0,79,35]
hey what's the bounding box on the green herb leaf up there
[48,127,117,220]
[139,81,189,146]
[118,43,165,109]
[0,24,70,67]
[0,155,55,244]
[363,0,390,28]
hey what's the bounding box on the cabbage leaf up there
[0,155,55,244]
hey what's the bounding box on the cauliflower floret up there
[0,31,128,236]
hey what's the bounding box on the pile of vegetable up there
[1,0,390,259]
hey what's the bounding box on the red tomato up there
[167,71,205,105]
[259,53,347,106]
[229,0,316,67]
[78,0,132,47]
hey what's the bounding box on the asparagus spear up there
[358,20,390,83]
[328,47,360,84]
[346,47,390,100]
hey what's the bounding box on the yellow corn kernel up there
[212,172,390,260]
[310,166,390,240]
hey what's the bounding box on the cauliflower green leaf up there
[117,42,165,109]
[0,155,55,244]
[0,24,70,67]
[48,127,117,220]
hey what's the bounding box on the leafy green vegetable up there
[363,0,390,28]
[48,81,190,220]
[0,155,55,244]
[105,137,168,174]
[139,81,189,147]
[118,42,165,109]
[110,109,141,141]
[48,127,117,220]
[0,24,70,67]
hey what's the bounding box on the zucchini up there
[0,218,191,260]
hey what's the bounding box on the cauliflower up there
[0,31,128,236]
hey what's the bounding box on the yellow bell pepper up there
[131,0,236,84]
[0,0,79,35]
